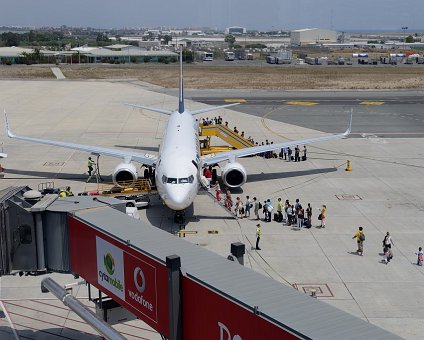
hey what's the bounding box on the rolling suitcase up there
[273,213,279,221]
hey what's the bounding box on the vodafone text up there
[218,322,242,340]
[128,289,154,312]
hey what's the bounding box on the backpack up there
[359,233,365,241]
[258,202,262,209]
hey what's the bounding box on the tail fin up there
[178,48,184,114]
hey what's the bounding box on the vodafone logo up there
[134,267,146,293]
[128,266,153,312]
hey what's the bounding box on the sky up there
[0,0,422,32]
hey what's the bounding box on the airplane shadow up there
[114,145,159,152]
[247,167,337,183]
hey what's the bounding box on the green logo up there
[104,253,115,275]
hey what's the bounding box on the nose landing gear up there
[174,210,185,224]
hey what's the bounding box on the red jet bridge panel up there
[68,216,170,337]
[182,278,300,340]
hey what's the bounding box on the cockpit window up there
[178,175,194,184]
[167,178,178,184]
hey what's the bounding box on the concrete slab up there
[0,79,423,339]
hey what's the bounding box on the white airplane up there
[3,50,351,214]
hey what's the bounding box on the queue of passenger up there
[212,183,325,228]
[199,119,311,161]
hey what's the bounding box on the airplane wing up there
[3,110,157,166]
[125,103,174,115]
[190,103,240,115]
[202,113,352,166]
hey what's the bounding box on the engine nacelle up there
[112,163,138,187]
[221,162,247,188]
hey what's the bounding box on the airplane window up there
[162,175,167,184]
[179,178,189,184]
[167,178,177,184]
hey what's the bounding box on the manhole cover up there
[292,283,334,298]
[335,194,362,200]
[43,162,65,166]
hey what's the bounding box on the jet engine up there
[221,162,247,188]
[112,163,138,187]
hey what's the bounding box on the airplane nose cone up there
[166,188,191,210]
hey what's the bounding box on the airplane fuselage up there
[155,110,200,210]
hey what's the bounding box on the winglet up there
[3,110,15,138]
[343,109,353,137]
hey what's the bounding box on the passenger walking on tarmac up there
[294,145,300,162]
[253,197,260,220]
[382,246,393,264]
[318,205,327,228]
[87,157,95,176]
[284,199,290,222]
[383,232,394,249]
[303,146,307,161]
[256,224,262,250]
[287,204,295,225]
[235,197,244,218]
[353,227,365,256]
[265,199,273,222]
[415,247,423,266]
[296,205,304,229]
[287,147,292,161]
[305,203,312,228]
[277,198,283,221]
[245,195,252,218]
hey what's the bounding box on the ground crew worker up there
[256,224,262,250]
[59,186,73,197]
[87,157,95,176]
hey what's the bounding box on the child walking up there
[416,247,423,266]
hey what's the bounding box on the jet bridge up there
[0,186,401,340]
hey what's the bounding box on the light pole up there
[401,26,408,51]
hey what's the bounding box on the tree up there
[405,35,414,43]
[224,34,236,48]
[162,34,173,45]
[1,32,20,47]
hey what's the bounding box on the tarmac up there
[0,78,423,339]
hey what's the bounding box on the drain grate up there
[292,283,334,298]
[43,162,65,166]
[335,194,362,200]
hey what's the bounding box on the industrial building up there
[225,26,247,35]
[290,28,337,46]
[0,46,36,64]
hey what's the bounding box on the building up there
[225,26,247,35]
[290,28,337,46]
[0,46,35,64]
[70,45,178,63]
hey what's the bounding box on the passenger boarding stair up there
[199,177,238,219]
[199,124,254,155]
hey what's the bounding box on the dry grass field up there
[2,63,424,89]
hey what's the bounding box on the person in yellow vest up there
[59,186,73,197]
[256,224,262,250]
[87,157,95,176]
